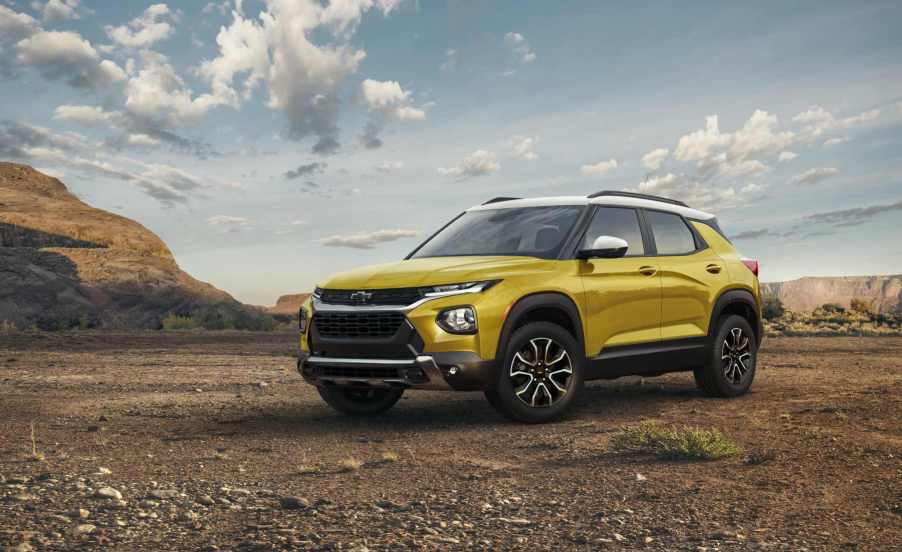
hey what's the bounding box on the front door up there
[579,207,662,354]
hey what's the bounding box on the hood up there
[320,256,552,289]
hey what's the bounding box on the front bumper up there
[298,351,497,391]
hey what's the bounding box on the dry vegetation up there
[763,296,902,336]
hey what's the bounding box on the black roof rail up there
[587,190,688,207]
[482,196,521,205]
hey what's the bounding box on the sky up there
[1,0,901,305]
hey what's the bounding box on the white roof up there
[467,194,715,220]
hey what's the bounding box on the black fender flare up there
[708,288,762,344]
[494,292,585,361]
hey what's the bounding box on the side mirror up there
[577,235,629,259]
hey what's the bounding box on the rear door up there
[579,206,662,353]
[643,209,727,341]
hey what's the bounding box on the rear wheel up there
[695,314,757,397]
[485,322,584,423]
[316,385,403,416]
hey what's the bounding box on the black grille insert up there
[319,365,401,379]
[319,288,423,306]
[313,312,406,338]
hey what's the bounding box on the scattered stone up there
[196,495,215,506]
[257,381,269,389]
[48,514,72,523]
[497,517,534,527]
[149,489,179,500]
[71,508,90,519]
[86,425,103,433]
[645,536,654,543]
[215,497,232,506]
[95,467,112,475]
[7,475,30,484]
[280,496,310,510]
[94,487,123,500]
[72,524,96,536]
[636,473,647,482]
[178,511,200,523]
[14,543,33,552]
[613,533,627,542]
[12,493,38,502]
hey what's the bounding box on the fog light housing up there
[436,307,477,334]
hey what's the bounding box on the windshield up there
[411,206,584,259]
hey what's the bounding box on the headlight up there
[298,307,308,333]
[436,307,478,334]
[421,280,500,297]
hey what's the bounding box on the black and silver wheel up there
[317,385,403,416]
[694,314,757,397]
[485,322,583,423]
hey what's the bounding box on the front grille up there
[319,287,423,306]
[313,312,406,338]
[319,365,401,379]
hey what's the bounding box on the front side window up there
[411,206,583,259]
[581,207,645,256]
[646,210,697,255]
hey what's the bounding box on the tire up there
[316,385,403,416]
[485,322,584,423]
[695,314,757,397]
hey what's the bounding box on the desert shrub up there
[850,298,874,314]
[761,294,785,320]
[821,303,846,314]
[161,303,277,331]
[610,422,740,460]
[162,314,198,330]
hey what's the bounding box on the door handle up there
[706,264,722,274]
[638,265,657,276]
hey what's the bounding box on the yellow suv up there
[298,191,762,423]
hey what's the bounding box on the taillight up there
[741,258,759,278]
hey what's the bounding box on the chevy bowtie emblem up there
[350,291,373,303]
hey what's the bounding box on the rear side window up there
[582,207,645,256]
[646,211,697,255]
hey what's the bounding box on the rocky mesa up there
[0,162,268,329]
[762,275,902,314]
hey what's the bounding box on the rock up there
[72,524,96,536]
[94,486,122,500]
[257,381,269,389]
[7,475,30,484]
[95,467,112,475]
[178,511,200,523]
[636,473,647,481]
[48,514,72,523]
[215,497,232,506]
[645,536,654,543]
[14,543,33,552]
[280,496,310,510]
[149,489,179,500]
[613,533,627,542]
[70,508,90,519]
[497,517,534,527]
[12,493,38,501]
[196,495,215,506]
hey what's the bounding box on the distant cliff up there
[0,162,270,330]
[267,293,311,316]
[762,275,902,314]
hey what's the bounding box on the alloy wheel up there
[509,337,573,408]
[721,327,752,385]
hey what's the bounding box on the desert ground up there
[0,332,900,551]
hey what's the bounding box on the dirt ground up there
[1,331,900,551]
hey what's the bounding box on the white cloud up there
[0,5,38,39]
[15,30,126,89]
[125,50,225,125]
[320,228,419,249]
[580,158,619,176]
[360,79,426,120]
[375,161,403,173]
[198,0,402,154]
[53,104,117,126]
[440,48,457,72]
[790,167,840,186]
[39,0,80,22]
[127,133,161,147]
[641,147,669,171]
[823,136,848,147]
[510,135,538,160]
[792,105,880,140]
[105,3,175,49]
[504,32,535,64]
[438,150,501,178]
[778,151,797,162]
[207,215,251,227]
[635,172,756,212]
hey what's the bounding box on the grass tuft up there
[29,420,45,461]
[610,422,740,460]
[337,457,363,472]
[380,451,399,463]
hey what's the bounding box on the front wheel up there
[317,385,403,416]
[485,322,584,423]
[695,314,757,397]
